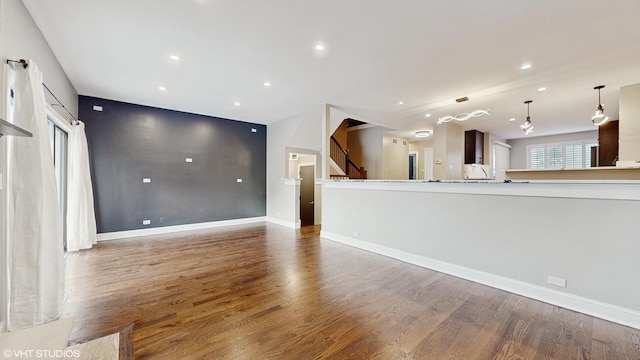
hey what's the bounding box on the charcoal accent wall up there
[79,96,266,233]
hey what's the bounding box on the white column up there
[619,83,640,163]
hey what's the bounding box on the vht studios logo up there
[3,348,81,358]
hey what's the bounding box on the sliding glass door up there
[47,115,69,251]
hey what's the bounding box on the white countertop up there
[324,179,640,201]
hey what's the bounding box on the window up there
[46,110,70,251]
[528,147,545,169]
[564,144,583,169]
[527,140,598,169]
[546,146,563,169]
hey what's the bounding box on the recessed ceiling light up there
[509,118,516,122]
[521,63,532,70]
[398,101,404,105]
[234,101,240,106]
[425,113,431,118]
[537,87,547,92]
[264,82,271,87]
[158,86,166,91]
[169,54,180,61]
[315,43,325,51]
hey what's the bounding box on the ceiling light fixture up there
[264,82,271,87]
[398,101,404,105]
[521,63,532,70]
[591,85,609,126]
[537,87,547,92]
[437,96,490,124]
[158,86,166,91]
[520,100,534,135]
[424,113,431,118]
[509,118,516,122]
[169,54,180,61]
[315,43,325,51]
[234,101,240,106]
[415,130,430,138]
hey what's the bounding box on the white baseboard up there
[320,230,640,330]
[97,217,267,241]
[265,217,300,229]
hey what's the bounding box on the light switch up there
[142,219,151,225]
[251,128,257,133]
[185,158,193,163]
[143,178,151,183]
[93,105,103,112]
[237,178,243,183]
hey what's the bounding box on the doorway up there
[408,152,418,180]
[299,165,315,226]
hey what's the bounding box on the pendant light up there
[437,96,490,124]
[520,100,534,135]
[591,85,609,126]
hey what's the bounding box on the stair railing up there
[330,136,367,179]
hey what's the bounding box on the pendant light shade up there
[520,100,534,135]
[591,85,609,126]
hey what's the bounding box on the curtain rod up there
[6,58,79,125]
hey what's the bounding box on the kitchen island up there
[320,179,640,330]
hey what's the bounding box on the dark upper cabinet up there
[465,130,484,164]
[598,120,619,166]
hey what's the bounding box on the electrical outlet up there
[92,105,103,112]
[143,178,151,183]
[142,219,151,225]
[547,276,567,288]
[185,158,193,163]
[251,128,257,133]
[237,178,243,183]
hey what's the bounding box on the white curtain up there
[8,59,64,330]
[66,121,97,251]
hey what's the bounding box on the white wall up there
[619,83,640,162]
[0,0,78,122]
[382,134,409,180]
[288,154,316,178]
[508,130,598,169]
[347,126,385,179]
[266,108,323,228]
[446,123,463,179]
[433,122,463,180]
[321,181,640,329]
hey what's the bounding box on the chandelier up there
[437,97,490,124]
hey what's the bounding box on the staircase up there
[329,136,367,179]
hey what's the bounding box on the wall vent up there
[393,139,398,144]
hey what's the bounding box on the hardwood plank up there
[62,223,640,359]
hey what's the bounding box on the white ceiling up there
[23,0,640,140]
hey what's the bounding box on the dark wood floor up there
[63,223,640,359]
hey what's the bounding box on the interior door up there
[299,165,315,226]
